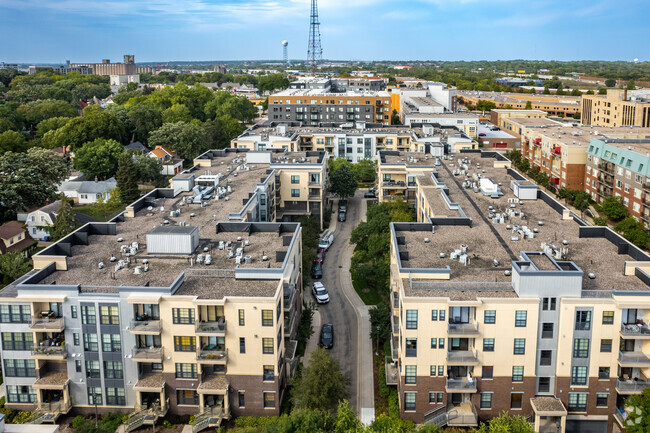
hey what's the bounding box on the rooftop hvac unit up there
[146,226,199,255]
[235,256,242,265]
[205,255,212,265]
[244,255,252,264]
[134,266,142,275]
[98,262,104,269]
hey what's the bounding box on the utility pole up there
[307,0,323,71]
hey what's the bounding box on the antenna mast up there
[307,0,323,70]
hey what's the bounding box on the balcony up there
[385,356,398,386]
[392,291,399,309]
[197,347,228,364]
[32,345,67,360]
[382,180,406,188]
[447,350,479,365]
[621,323,650,339]
[195,320,226,335]
[392,315,399,336]
[132,346,164,363]
[130,320,162,335]
[390,336,398,361]
[619,351,650,367]
[447,403,478,427]
[447,322,479,336]
[616,379,650,394]
[445,378,477,393]
[30,317,65,332]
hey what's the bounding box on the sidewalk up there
[302,310,322,366]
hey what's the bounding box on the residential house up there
[58,178,117,205]
[149,146,184,175]
[0,222,35,256]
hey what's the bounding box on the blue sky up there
[0,0,647,63]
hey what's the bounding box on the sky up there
[0,0,648,63]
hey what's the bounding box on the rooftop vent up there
[588,273,596,279]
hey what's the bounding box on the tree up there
[330,163,358,200]
[73,138,123,181]
[116,153,140,205]
[0,251,32,286]
[35,117,71,141]
[92,189,123,221]
[601,196,628,221]
[42,106,125,150]
[605,79,616,87]
[334,400,363,433]
[257,74,290,92]
[50,195,78,241]
[476,100,497,112]
[598,87,608,95]
[132,154,168,187]
[627,80,636,90]
[624,387,650,433]
[0,130,28,153]
[0,148,70,221]
[390,109,401,125]
[571,89,582,96]
[352,159,377,182]
[291,348,350,412]
[542,87,551,95]
[162,104,192,124]
[148,121,208,160]
[474,411,535,433]
[127,102,162,144]
[524,101,532,110]
[369,303,391,345]
[16,99,77,130]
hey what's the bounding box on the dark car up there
[315,249,325,262]
[364,191,376,198]
[338,212,346,222]
[320,323,334,349]
[311,261,323,279]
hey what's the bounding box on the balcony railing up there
[130,320,162,335]
[445,378,477,392]
[32,345,67,359]
[448,322,479,335]
[195,320,226,335]
[621,323,650,337]
[132,346,163,362]
[197,348,228,364]
[392,315,399,335]
[447,350,479,365]
[619,351,650,366]
[30,317,65,331]
[392,291,399,309]
[616,379,650,393]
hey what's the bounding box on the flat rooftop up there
[395,153,650,297]
[525,125,650,148]
[477,124,517,140]
[381,152,437,166]
[271,88,390,98]
[504,117,561,128]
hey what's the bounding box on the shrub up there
[234,416,280,428]
[72,415,87,429]
[12,411,32,424]
[594,217,608,226]
[378,366,391,398]
[388,390,400,419]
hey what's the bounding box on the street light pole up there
[375,325,380,356]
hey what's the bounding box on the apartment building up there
[268,78,394,126]
[377,152,441,209]
[388,150,650,433]
[458,91,581,118]
[403,113,479,139]
[585,135,650,227]
[0,148,331,428]
[490,109,548,131]
[392,82,458,113]
[232,124,474,162]
[582,89,650,127]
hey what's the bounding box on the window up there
[174,336,195,352]
[172,308,195,325]
[291,175,299,184]
[152,363,162,371]
[540,350,552,366]
[262,310,273,326]
[106,387,126,406]
[484,310,496,324]
[6,386,37,404]
[3,359,35,377]
[102,334,121,352]
[406,310,418,329]
[428,392,443,403]
[291,189,300,197]
[439,310,445,321]
[601,339,612,353]
[596,393,608,407]
[571,366,588,385]
[538,377,550,393]
[515,311,527,327]
[263,365,274,381]
[81,305,96,324]
[405,338,417,357]
[430,365,436,376]
[238,309,245,326]
[431,310,438,321]
[264,392,276,409]
[483,338,495,352]
[542,297,557,311]
[438,338,445,349]
[75,360,82,373]
[177,390,199,405]
[238,391,245,407]
[430,338,437,349]
[510,393,523,409]
[602,311,614,325]
[438,365,444,376]
[568,393,587,412]
[404,392,416,411]
[175,363,198,379]
[71,305,77,319]
[84,333,98,352]
[482,366,493,379]
[598,367,610,380]
[73,333,80,346]
[480,393,492,409]
[575,310,591,330]
[0,304,30,323]
[239,337,245,354]
[262,338,274,354]
[405,365,416,384]
[542,323,553,339]
[85,360,100,378]
[2,332,33,351]
[573,339,589,358]
[99,305,119,325]
[104,361,123,379]
[512,366,524,382]
[514,339,526,355]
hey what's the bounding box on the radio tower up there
[307,0,323,70]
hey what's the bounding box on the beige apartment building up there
[458,91,582,117]
[0,148,327,430]
[387,150,650,433]
[490,109,548,131]
[582,89,650,127]
[377,152,438,208]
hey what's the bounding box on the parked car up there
[338,212,346,222]
[320,323,334,349]
[364,191,376,198]
[479,133,487,137]
[315,249,325,262]
[339,203,347,213]
[312,282,330,304]
[318,234,334,251]
[311,261,323,279]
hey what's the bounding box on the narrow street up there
[303,190,374,423]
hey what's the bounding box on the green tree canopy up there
[73,138,124,180]
[625,387,650,433]
[0,130,28,153]
[257,74,290,92]
[291,348,350,412]
[0,250,33,286]
[126,101,162,144]
[148,121,208,160]
[524,101,532,110]
[352,159,377,182]
[116,153,140,205]
[605,78,616,87]
[601,196,628,221]
[474,411,535,433]
[50,195,78,241]
[329,163,358,199]
[369,303,391,344]
[132,153,168,187]
[35,116,72,141]
[42,106,125,150]
[16,99,77,130]
[162,103,193,124]
[476,100,497,111]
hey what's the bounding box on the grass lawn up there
[351,274,385,305]
[73,205,123,222]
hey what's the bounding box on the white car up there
[312,282,330,304]
[318,234,334,251]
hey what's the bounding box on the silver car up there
[312,282,330,304]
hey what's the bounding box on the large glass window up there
[84,333,98,352]
[104,361,123,379]
[0,304,30,323]
[542,323,553,339]
[291,175,300,184]
[601,339,612,352]
[480,393,492,409]
[177,390,199,405]
[515,311,527,327]
[510,393,523,409]
[106,387,126,406]
[172,308,195,325]
[263,365,274,381]
[571,366,588,385]
[540,350,552,366]
[99,305,119,325]
[513,339,526,355]
[174,336,196,352]
[175,363,198,379]
[85,360,100,378]
[484,310,496,324]
[262,338,274,354]
[405,338,417,357]
[598,367,610,380]
[483,338,495,352]
[262,310,273,327]
[482,366,493,379]
[7,386,37,403]
[573,339,589,358]
[264,392,276,408]
[575,310,591,330]
[81,305,96,324]
[406,310,418,329]
[2,333,33,351]
[596,393,608,407]
[238,309,245,326]
[538,377,551,393]
[405,365,417,384]
[404,392,416,411]
[568,393,587,412]
[102,334,121,352]
[512,366,524,382]
[3,359,35,377]
[602,311,614,325]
